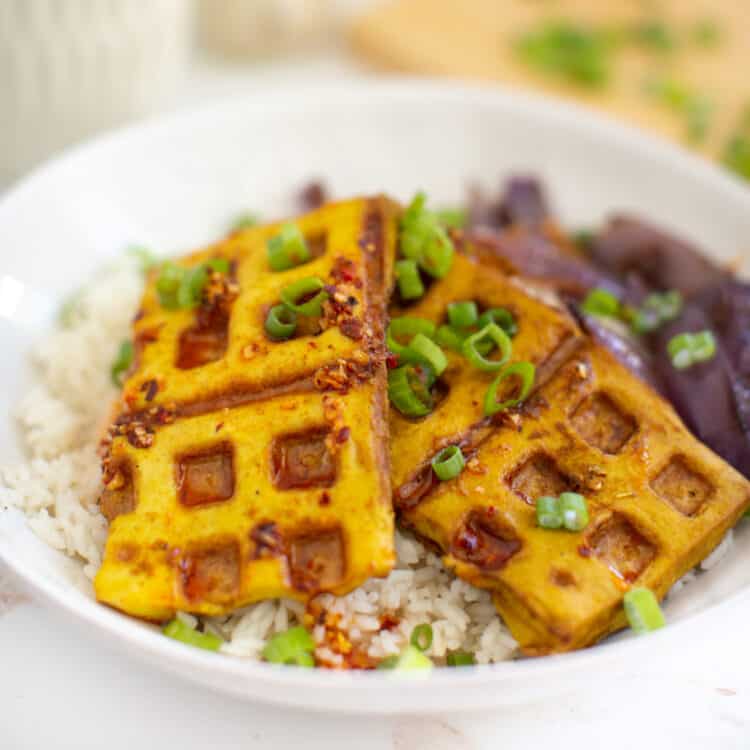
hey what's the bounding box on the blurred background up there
[1,0,748,188]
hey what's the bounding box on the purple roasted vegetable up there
[651,304,750,477]
[589,216,729,298]
[577,311,664,394]
[467,176,549,230]
[467,227,626,300]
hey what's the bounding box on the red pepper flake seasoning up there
[386,353,399,369]
[379,613,400,631]
[578,545,592,558]
[319,491,332,507]
[330,256,361,287]
[336,427,351,444]
[215,422,224,432]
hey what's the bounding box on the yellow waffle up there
[95,197,398,620]
[401,342,750,653]
[390,253,582,505]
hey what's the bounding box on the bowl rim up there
[2,76,749,713]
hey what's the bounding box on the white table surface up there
[2,51,750,750]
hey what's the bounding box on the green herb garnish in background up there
[515,21,615,88]
[400,192,455,279]
[629,19,675,53]
[643,77,714,143]
[723,107,750,181]
[667,330,717,370]
[690,18,721,48]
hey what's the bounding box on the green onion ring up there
[280,276,328,316]
[163,618,223,652]
[536,495,563,529]
[388,365,434,417]
[484,361,536,416]
[265,304,298,340]
[262,626,316,666]
[623,587,666,635]
[431,445,465,481]
[446,651,475,667]
[436,325,466,352]
[395,259,425,300]
[267,223,311,271]
[386,317,437,357]
[558,492,589,532]
[463,323,512,372]
[410,623,434,652]
[447,300,479,329]
[406,333,447,376]
[477,307,518,338]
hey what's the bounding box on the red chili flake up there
[215,422,224,432]
[336,427,351,444]
[386,353,399,369]
[578,545,592,558]
[379,614,400,631]
[319,491,332,507]
[486,505,496,516]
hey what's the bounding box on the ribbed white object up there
[0,0,192,182]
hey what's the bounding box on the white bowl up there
[2,80,750,714]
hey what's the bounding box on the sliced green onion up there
[559,492,589,531]
[163,618,223,652]
[395,259,425,300]
[436,325,466,352]
[406,333,447,376]
[280,276,328,316]
[111,340,134,387]
[262,626,315,667]
[463,323,512,372]
[580,287,620,318]
[388,364,434,417]
[392,645,433,671]
[230,212,259,232]
[127,246,159,274]
[667,330,716,369]
[447,300,479,329]
[484,361,535,416]
[536,495,563,529]
[376,655,400,670]
[410,623,434,652]
[477,307,518,338]
[431,446,465,481]
[267,223,311,271]
[386,317,436,358]
[156,262,184,309]
[206,257,230,275]
[400,192,455,279]
[177,265,209,309]
[446,651,475,667]
[265,304,298,340]
[631,290,683,334]
[435,207,467,229]
[420,229,454,278]
[623,587,666,635]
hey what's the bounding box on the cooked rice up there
[0,255,518,665]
